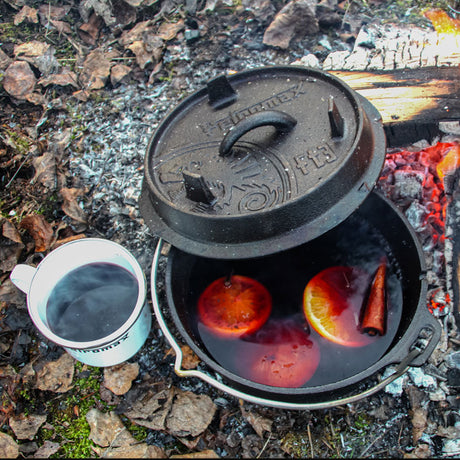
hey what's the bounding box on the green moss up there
[34,362,109,458]
[2,128,31,156]
[0,22,39,45]
[281,431,312,458]
[121,416,149,442]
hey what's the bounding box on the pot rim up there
[156,192,441,402]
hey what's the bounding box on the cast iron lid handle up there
[219,110,297,157]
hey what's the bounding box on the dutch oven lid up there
[140,66,386,259]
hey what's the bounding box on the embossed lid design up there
[139,66,386,259]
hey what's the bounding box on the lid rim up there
[141,66,387,259]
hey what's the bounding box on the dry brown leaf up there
[35,353,75,393]
[38,4,71,22]
[166,389,217,437]
[14,41,59,75]
[79,48,116,90]
[0,432,19,459]
[38,68,79,88]
[3,61,36,99]
[263,0,318,49]
[9,414,47,440]
[123,386,175,431]
[181,345,201,370]
[14,5,38,25]
[79,12,103,45]
[60,187,88,224]
[110,64,131,86]
[24,92,47,106]
[51,233,86,249]
[2,218,22,245]
[170,450,220,459]
[20,214,54,253]
[0,218,24,273]
[14,41,50,59]
[33,441,60,458]
[86,409,134,448]
[157,19,185,41]
[112,0,137,27]
[128,37,163,69]
[79,0,116,27]
[32,151,56,189]
[103,444,167,458]
[72,89,90,102]
[50,19,73,34]
[103,362,139,396]
[0,48,12,71]
[119,20,152,46]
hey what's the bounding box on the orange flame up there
[424,9,460,35]
[436,143,460,182]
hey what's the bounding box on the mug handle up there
[10,264,37,294]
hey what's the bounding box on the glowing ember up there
[424,9,460,35]
[378,141,459,314]
[198,275,272,338]
[303,266,376,347]
[238,318,320,388]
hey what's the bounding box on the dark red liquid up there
[191,215,403,388]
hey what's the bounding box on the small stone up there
[9,414,47,440]
[0,432,19,459]
[103,362,139,396]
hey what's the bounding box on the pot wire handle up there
[151,239,424,411]
[219,110,297,157]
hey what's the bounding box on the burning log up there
[330,67,460,147]
[361,260,387,336]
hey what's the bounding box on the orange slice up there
[198,275,272,338]
[303,266,375,347]
[238,318,320,388]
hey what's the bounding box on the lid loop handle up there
[219,110,297,157]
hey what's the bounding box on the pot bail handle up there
[219,110,297,157]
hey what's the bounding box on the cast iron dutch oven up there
[140,66,441,409]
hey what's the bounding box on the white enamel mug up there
[10,238,151,367]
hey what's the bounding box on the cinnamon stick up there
[361,260,387,336]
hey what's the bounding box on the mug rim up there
[27,238,147,349]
